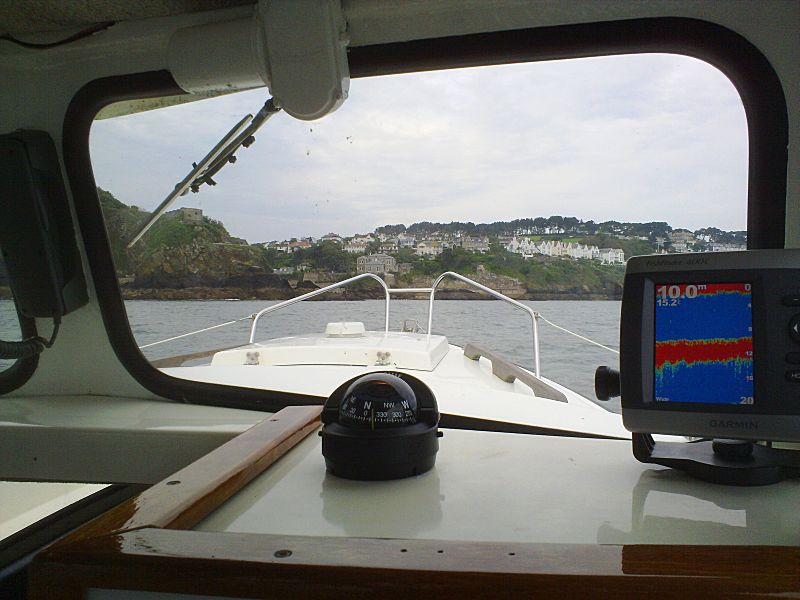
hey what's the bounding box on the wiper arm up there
[126,114,251,248]
[127,97,282,248]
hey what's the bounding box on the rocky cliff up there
[123,242,294,300]
[131,242,283,290]
[95,187,292,299]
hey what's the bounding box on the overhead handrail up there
[427,272,541,377]
[249,273,390,343]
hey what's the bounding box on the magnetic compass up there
[321,372,441,480]
[338,373,417,429]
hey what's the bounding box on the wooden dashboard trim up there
[31,528,800,599]
[28,405,800,599]
[47,405,323,545]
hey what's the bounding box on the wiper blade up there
[190,98,282,192]
[127,97,282,248]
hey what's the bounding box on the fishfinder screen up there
[654,283,754,405]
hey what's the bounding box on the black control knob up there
[595,366,621,401]
[712,439,754,462]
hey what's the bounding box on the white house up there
[415,240,444,257]
[564,243,599,260]
[504,236,537,257]
[397,235,416,248]
[598,248,625,264]
[344,241,369,254]
[319,233,343,244]
[710,242,746,252]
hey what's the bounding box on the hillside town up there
[63,190,749,302]
[260,215,746,275]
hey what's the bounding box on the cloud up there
[90,53,747,242]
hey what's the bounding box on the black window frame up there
[61,17,787,410]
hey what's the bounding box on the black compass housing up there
[321,372,441,480]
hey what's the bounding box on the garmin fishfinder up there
[620,249,800,441]
[595,249,800,485]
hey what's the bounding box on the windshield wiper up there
[127,97,282,248]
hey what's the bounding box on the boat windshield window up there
[0,243,23,374]
[89,54,747,411]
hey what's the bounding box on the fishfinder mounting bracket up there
[632,433,800,486]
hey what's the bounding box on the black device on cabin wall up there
[0,130,87,319]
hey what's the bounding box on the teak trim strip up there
[31,529,800,599]
[52,405,322,545]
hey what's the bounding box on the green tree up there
[439,247,478,273]
[295,241,354,272]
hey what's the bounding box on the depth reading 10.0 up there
[656,283,752,307]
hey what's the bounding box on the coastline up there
[1,284,622,302]
[119,286,621,301]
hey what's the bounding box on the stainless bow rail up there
[428,272,541,377]
[142,271,617,376]
[247,270,542,377]
[248,273,391,343]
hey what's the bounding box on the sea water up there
[0,299,622,412]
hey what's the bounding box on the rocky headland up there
[0,188,626,302]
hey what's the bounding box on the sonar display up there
[654,283,754,405]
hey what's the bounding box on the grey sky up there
[90,53,747,243]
